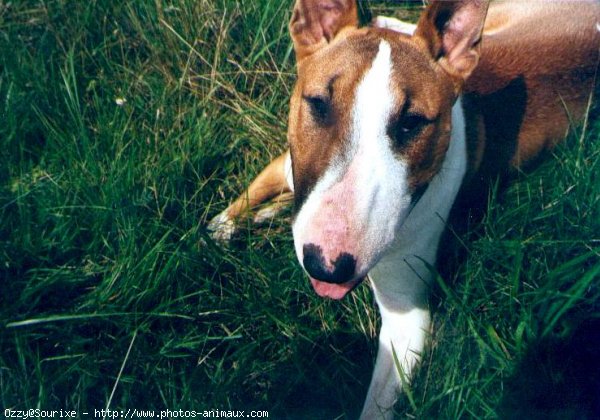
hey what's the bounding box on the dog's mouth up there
[309,276,365,300]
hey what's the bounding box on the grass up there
[1,0,598,418]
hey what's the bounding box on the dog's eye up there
[387,114,428,148]
[304,95,332,126]
[399,114,426,133]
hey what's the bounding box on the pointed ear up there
[289,0,358,62]
[414,0,489,83]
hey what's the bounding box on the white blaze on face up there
[292,40,414,297]
[351,40,412,250]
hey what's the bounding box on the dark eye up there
[387,113,428,148]
[400,114,426,133]
[304,95,332,126]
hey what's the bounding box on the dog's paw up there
[372,16,416,35]
[207,210,237,244]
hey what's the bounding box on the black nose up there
[302,243,357,284]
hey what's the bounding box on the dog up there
[208,0,599,417]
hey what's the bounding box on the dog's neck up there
[370,98,467,309]
[405,97,468,239]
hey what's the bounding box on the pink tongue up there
[310,277,361,300]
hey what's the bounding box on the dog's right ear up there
[414,0,489,85]
[289,0,358,62]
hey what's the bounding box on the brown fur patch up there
[464,0,599,171]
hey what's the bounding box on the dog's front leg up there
[361,305,430,419]
[360,256,432,419]
[208,150,293,242]
[361,306,430,419]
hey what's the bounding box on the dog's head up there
[287,0,488,299]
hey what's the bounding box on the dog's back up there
[464,0,599,174]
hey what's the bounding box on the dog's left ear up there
[289,0,358,62]
[414,0,489,84]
